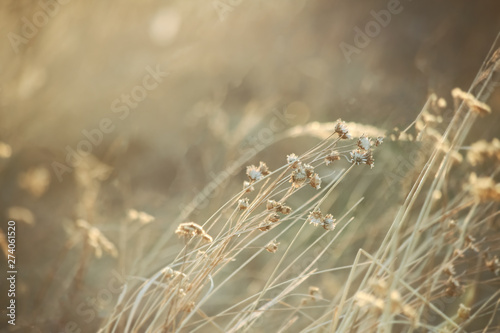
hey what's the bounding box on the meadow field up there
[1,1,500,332]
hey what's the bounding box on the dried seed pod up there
[266,240,280,253]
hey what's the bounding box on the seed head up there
[175,222,212,243]
[259,161,270,176]
[277,205,292,215]
[238,198,249,210]
[445,276,462,297]
[452,87,491,116]
[308,286,322,302]
[457,304,471,320]
[183,301,195,313]
[485,254,500,275]
[322,214,336,231]
[290,164,308,188]
[443,263,456,276]
[375,136,384,146]
[357,135,372,151]
[469,173,500,202]
[246,161,271,182]
[350,149,366,165]
[201,233,213,243]
[287,153,300,168]
[325,151,340,165]
[258,223,271,231]
[246,165,262,182]
[335,119,352,140]
[307,210,323,226]
[243,181,255,192]
[309,173,322,189]
[266,213,280,223]
[266,239,280,253]
[303,164,315,178]
[266,199,278,210]
[350,149,375,168]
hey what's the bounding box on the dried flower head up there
[325,151,340,165]
[266,213,280,223]
[445,276,462,297]
[307,210,323,226]
[128,209,155,224]
[443,263,456,276]
[266,199,278,210]
[287,153,300,168]
[355,291,384,313]
[243,180,255,192]
[335,119,352,139]
[259,161,270,176]
[76,219,118,258]
[469,173,500,202]
[309,173,322,189]
[18,166,51,197]
[365,151,375,168]
[246,161,271,182]
[175,222,212,243]
[357,135,372,151]
[350,149,366,165]
[303,164,315,178]
[183,301,195,313]
[246,165,263,182]
[201,233,213,243]
[350,149,374,168]
[266,239,280,253]
[308,286,322,302]
[290,164,308,188]
[0,142,12,158]
[452,87,491,116]
[258,223,271,231]
[322,214,336,231]
[467,138,500,166]
[485,255,500,276]
[277,205,292,215]
[375,136,384,146]
[369,278,388,298]
[238,198,249,210]
[457,304,471,320]
[162,266,174,279]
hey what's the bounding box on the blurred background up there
[1,0,500,331]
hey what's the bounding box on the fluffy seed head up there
[287,153,300,168]
[290,164,308,188]
[259,161,270,176]
[350,149,375,168]
[303,164,315,178]
[335,119,352,140]
[246,165,262,182]
[322,214,336,230]
[307,210,323,226]
[357,135,372,151]
[309,173,322,189]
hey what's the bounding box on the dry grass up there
[89,40,500,332]
[2,2,500,332]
